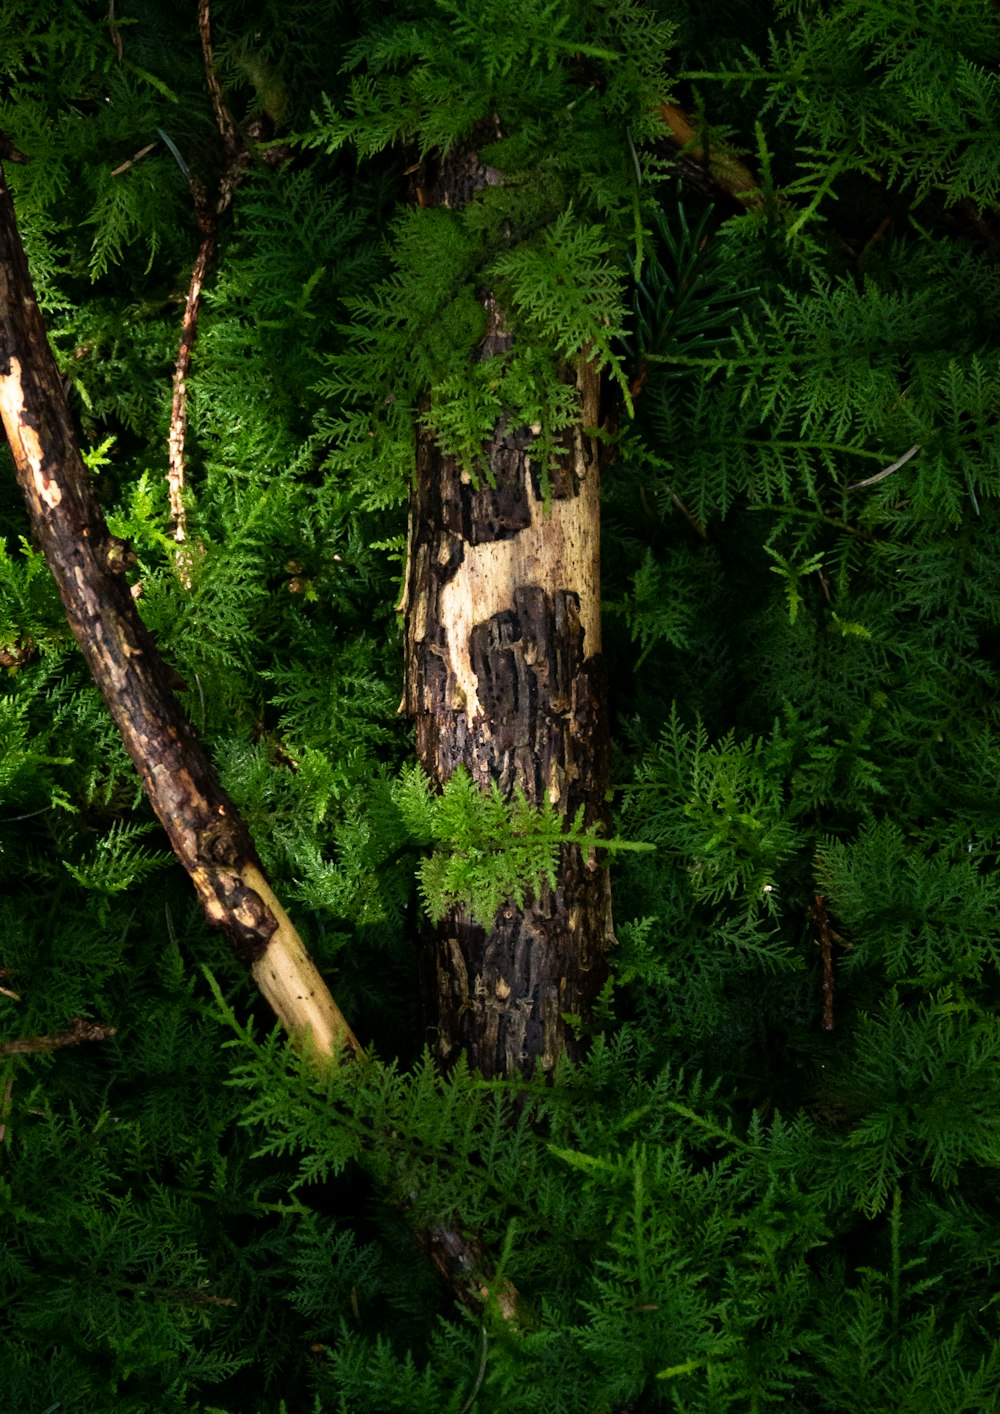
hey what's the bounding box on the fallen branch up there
[659,103,761,207]
[0,153,357,1064]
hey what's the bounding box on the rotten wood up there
[0,154,358,1063]
[402,144,615,1079]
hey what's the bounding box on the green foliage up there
[395,764,650,926]
[4,1,1000,1411]
[309,0,668,495]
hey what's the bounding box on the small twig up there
[459,1325,489,1414]
[0,804,51,823]
[167,0,250,579]
[107,0,124,62]
[849,443,920,491]
[812,894,836,1033]
[168,228,215,576]
[111,141,157,178]
[118,1281,237,1308]
[0,1073,14,1145]
[0,1016,116,1058]
[670,488,709,541]
[198,0,239,157]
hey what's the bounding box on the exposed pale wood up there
[402,143,615,1078]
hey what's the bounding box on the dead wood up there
[0,155,358,1063]
[401,143,615,1080]
[167,0,251,567]
[0,1016,116,1058]
[0,150,525,1326]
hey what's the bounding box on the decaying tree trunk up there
[0,156,358,1063]
[402,147,615,1078]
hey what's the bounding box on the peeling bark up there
[402,147,615,1078]
[0,158,358,1063]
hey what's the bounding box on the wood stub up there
[403,348,614,1078]
[0,159,358,1061]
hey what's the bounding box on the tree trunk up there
[402,147,615,1079]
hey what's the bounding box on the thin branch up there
[198,0,240,159]
[849,443,921,490]
[110,141,157,178]
[167,0,250,574]
[0,1073,12,1145]
[107,1,124,63]
[167,226,215,570]
[0,1016,116,1057]
[117,1281,237,1308]
[658,103,761,207]
[0,152,358,1062]
[812,894,836,1033]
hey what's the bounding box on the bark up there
[402,146,615,1078]
[0,157,358,1064]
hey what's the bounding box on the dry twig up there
[167,0,250,575]
[0,153,358,1062]
[0,1016,116,1058]
[849,443,920,491]
[812,894,837,1033]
